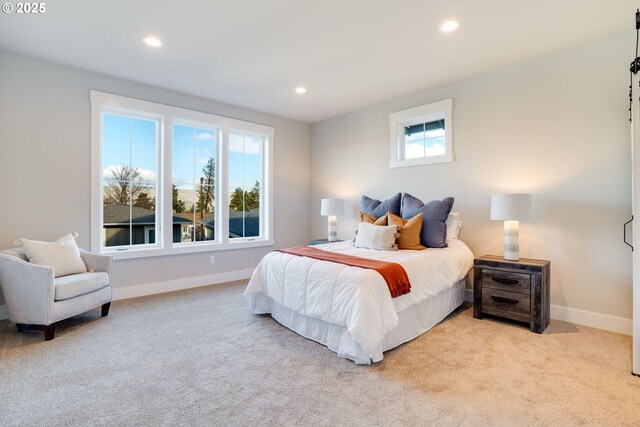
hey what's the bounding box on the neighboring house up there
[172,212,213,242]
[103,204,192,246]
[200,208,260,239]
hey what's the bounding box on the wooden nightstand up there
[473,255,550,333]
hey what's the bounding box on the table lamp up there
[490,194,532,261]
[320,198,344,241]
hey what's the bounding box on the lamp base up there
[503,220,519,261]
[327,215,337,242]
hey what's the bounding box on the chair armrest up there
[79,249,112,277]
[0,253,54,324]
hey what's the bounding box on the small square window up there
[390,99,453,167]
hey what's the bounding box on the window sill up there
[102,239,275,261]
[390,154,454,168]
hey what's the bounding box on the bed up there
[244,238,474,364]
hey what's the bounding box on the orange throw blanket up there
[277,246,411,298]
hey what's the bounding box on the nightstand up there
[308,238,343,245]
[473,255,550,333]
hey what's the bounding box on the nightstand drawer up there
[482,269,531,295]
[482,288,531,322]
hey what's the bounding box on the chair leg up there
[43,324,55,341]
[16,323,27,333]
[101,302,111,317]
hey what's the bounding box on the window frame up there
[90,91,274,260]
[389,98,453,168]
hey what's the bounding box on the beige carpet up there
[1,280,639,426]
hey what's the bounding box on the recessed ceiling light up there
[295,87,307,94]
[439,20,459,33]
[142,36,162,48]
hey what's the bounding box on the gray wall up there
[310,32,633,321]
[0,50,311,303]
[1,31,634,325]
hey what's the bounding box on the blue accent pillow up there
[401,193,454,248]
[360,193,402,218]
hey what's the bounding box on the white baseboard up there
[550,304,632,336]
[464,288,631,336]
[111,268,254,301]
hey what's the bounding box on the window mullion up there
[242,136,246,238]
[191,127,197,242]
[162,117,172,251]
[129,117,133,248]
[262,135,269,240]
[219,127,229,244]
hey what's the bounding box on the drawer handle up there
[491,276,519,285]
[491,295,519,304]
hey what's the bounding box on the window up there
[389,98,453,167]
[101,113,160,249]
[228,132,263,240]
[172,123,218,244]
[91,91,274,259]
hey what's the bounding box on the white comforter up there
[244,240,474,362]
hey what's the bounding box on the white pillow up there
[17,233,87,277]
[446,212,463,241]
[354,222,398,251]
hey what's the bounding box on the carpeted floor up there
[1,280,639,426]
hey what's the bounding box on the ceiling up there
[0,0,636,123]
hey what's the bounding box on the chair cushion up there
[18,233,87,278]
[54,272,110,301]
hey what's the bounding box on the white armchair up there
[0,247,112,340]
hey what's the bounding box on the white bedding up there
[244,239,474,363]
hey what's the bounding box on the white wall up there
[0,50,311,305]
[310,32,633,329]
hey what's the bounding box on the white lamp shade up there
[490,194,532,221]
[320,198,344,216]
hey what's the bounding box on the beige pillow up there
[388,212,425,250]
[17,233,87,277]
[446,212,462,241]
[359,212,388,225]
[354,222,398,251]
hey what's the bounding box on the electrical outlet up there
[209,255,216,264]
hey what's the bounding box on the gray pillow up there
[360,193,402,218]
[401,193,454,248]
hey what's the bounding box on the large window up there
[389,98,453,168]
[91,91,273,259]
[101,113,160,248]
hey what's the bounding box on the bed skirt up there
[253,279,466,364]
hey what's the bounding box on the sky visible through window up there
[403,121,445,160]
[102,114,261,198]
[172,124,216,189]
[103,114,157,184]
